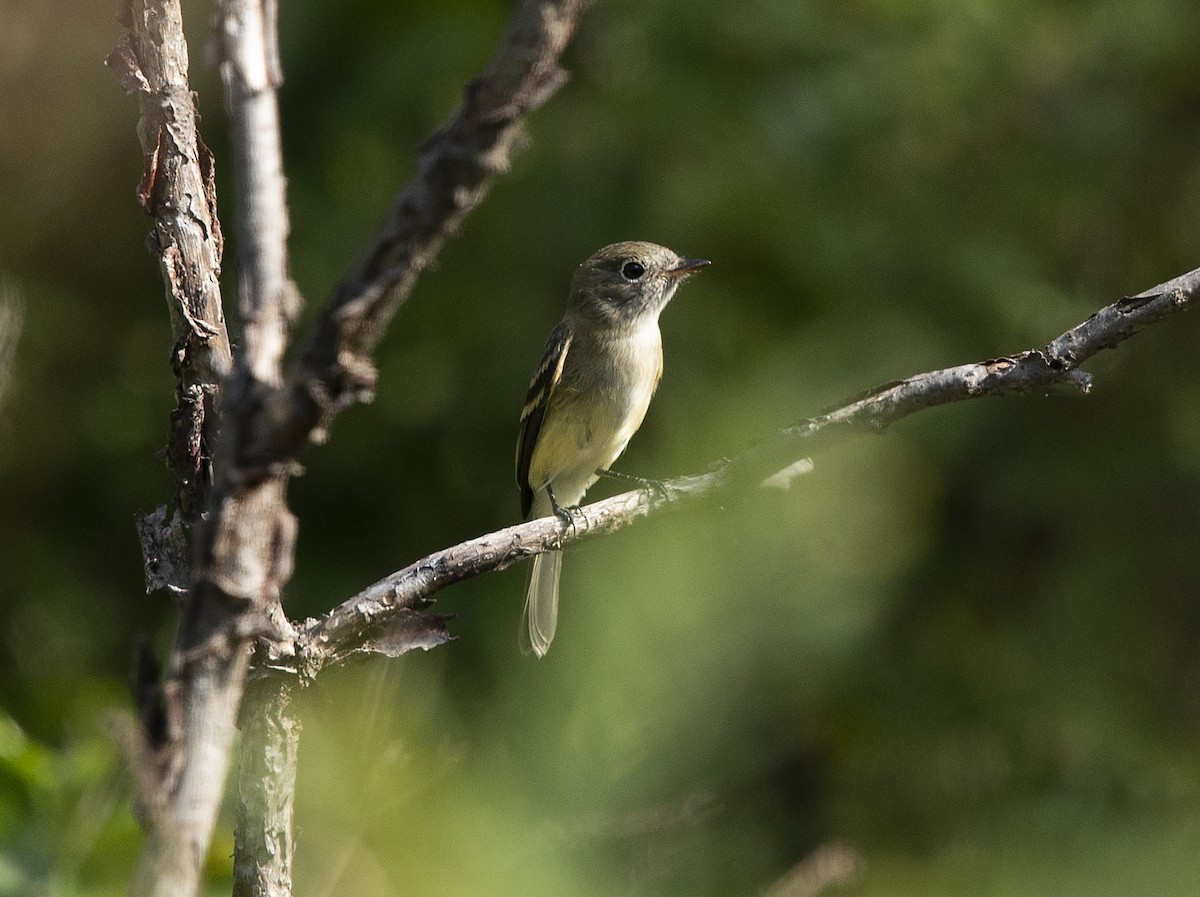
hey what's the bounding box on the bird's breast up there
[529,323,663,501]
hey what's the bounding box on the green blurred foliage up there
[2,0,1199,894]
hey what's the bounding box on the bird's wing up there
[516,321,573,519]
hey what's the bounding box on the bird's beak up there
[668,258,711,278]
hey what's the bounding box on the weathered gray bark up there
[108,0,232,523]
[233,679,300,897]
[108,3,242,896]
[112,2,591,896]
[226,3,589,894]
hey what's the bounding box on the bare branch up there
[286,266,1194,676]
[233,679,300,897]
[189,0,302,640]
[725,266,1196,487]
[115,0,303,892]
[108,4,252,897]
[107,0,232,523]
[269,0,591,451]
[212,0,299,386]
[116,2,591,895]
[129,646,253,897]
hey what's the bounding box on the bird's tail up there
[520,549,562,658]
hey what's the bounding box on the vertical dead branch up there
[112,0,298,892]
[225,5,589,893]
[129,650,253,897]
[115,1,589,894]
[108,2,243,896]
[233,679,300,897]
[213,0,299,385]
[107,0,232,524]
[186,2,303,895]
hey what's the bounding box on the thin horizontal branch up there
[273,266,1195,676]
[725,266,1197,489]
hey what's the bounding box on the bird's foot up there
[546,484,579,529]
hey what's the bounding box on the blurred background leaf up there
[1,0,1198,894]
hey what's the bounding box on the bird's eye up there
[621,260,646,280]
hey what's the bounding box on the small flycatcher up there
[516,241,709,657]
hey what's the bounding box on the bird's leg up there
[596,467,669,502]
[545,483,577,528]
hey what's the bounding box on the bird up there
[515,241,709,656]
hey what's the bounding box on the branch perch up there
[280,265,1195,675]
[270,0,591,452]
[116,3,592,896]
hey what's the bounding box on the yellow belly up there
[528,325,662,507]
